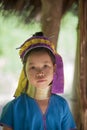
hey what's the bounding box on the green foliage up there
[0,8,41,73]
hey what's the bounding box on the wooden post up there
[78,0,87,129]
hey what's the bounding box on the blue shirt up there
[0,94,77,130]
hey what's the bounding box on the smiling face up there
[25,50,56,89]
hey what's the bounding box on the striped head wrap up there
[14,32,64,97]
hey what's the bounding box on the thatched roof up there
[0,0,78,22]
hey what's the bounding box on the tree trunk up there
[73,0,87,129]
[77,0,87,129]
[41,0,64,48]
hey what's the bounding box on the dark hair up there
[33,32,43,36]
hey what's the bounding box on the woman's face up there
[25,51,56,89]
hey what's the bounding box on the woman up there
[0,32,77,130]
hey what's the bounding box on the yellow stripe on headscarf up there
[14,68,27,97]
[19,38,55,57]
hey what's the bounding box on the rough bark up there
[78,0,87,129]
[41,0,64,48]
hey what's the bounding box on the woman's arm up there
[3,126,13,130]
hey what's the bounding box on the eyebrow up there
[28,61,51,65]
[28,63,34,66]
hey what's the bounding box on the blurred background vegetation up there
[0,4,78,106]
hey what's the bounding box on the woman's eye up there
[43,65,49,68]
[30,66,35,70]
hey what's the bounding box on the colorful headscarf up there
[14,32,64,97]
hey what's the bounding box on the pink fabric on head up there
[52,54,64,94]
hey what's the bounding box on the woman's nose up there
[36,69,44,78]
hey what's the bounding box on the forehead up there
[26,52,55,68]
[27,51,52,62]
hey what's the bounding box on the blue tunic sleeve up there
[61,99,77,130]
[0,101,13,128]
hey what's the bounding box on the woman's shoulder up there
[14,93,29,101]
[51,94,71,113]
[51,94,68,106]
[3,93,30,108]
[52,94,66,100]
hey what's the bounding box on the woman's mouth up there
[37,79,46,83]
